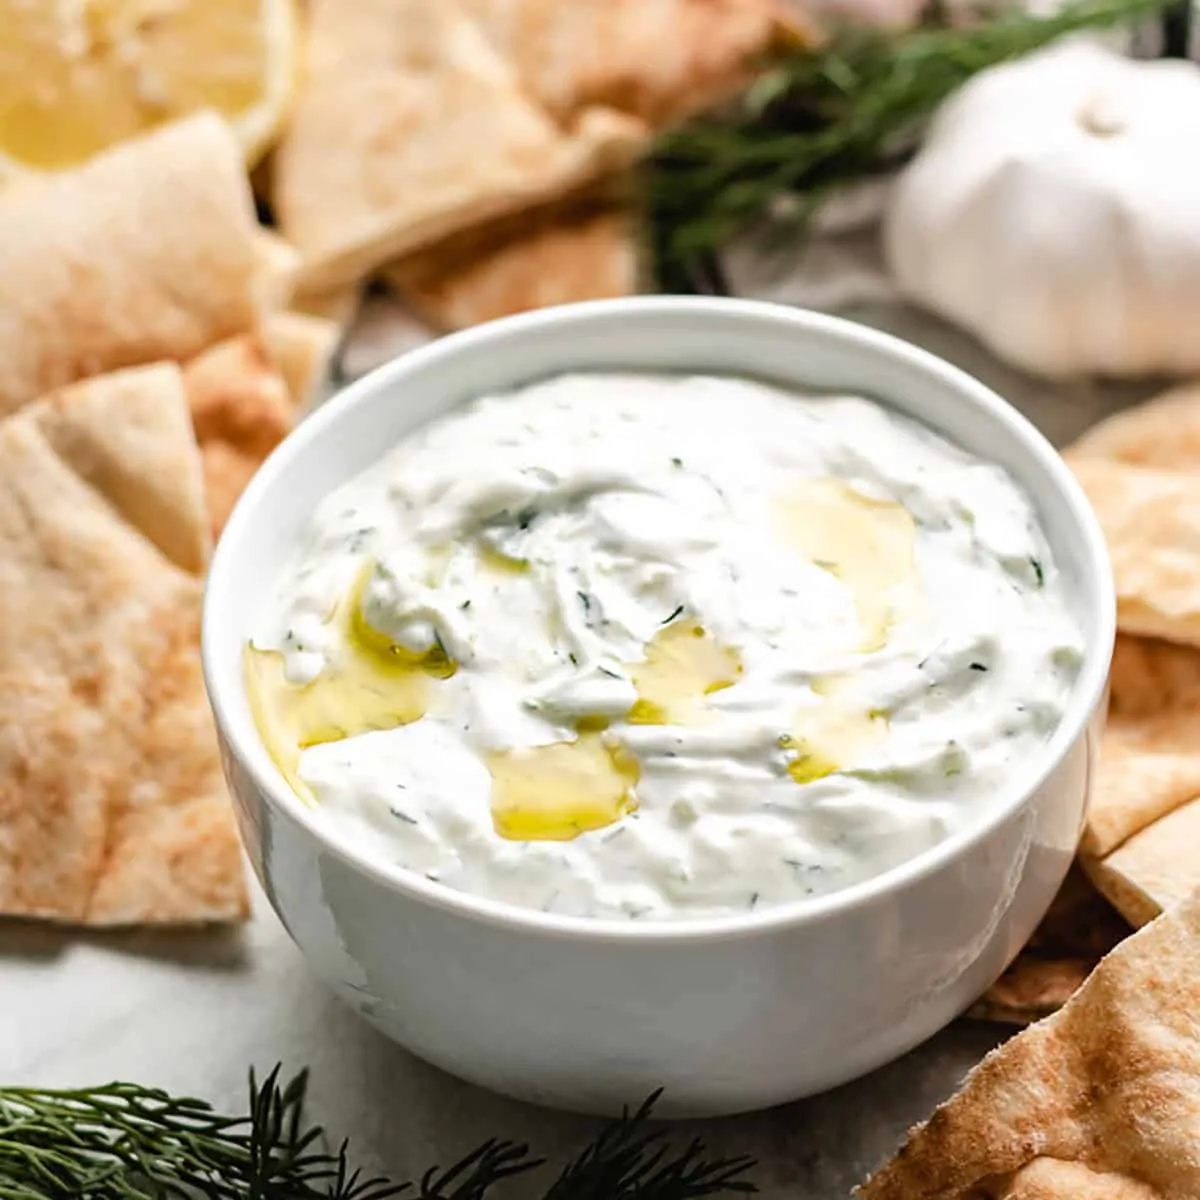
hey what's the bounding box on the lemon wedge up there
[0,0,297,179]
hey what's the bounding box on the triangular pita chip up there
[460,0,793,126]
[1086,797,1200,929]
[0,364,247,924]
[0,112,261,418]
[183,334,296,538]
[274,0,643,292]
[1082,697,1200,859]
[1069,458,1200,648]
[262,311,340,410]
[1078,636,1200,927]
[24,365,212,576]
[253,229,301,312]
[857,887,1200,1199]
[387,202,640,331]
[1068,381,1200,470]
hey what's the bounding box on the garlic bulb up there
[883,41,1200,379]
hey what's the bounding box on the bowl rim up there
[202,296,1115,945]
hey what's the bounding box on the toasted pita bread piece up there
[0,364,247,924]
[969,955,1099,1027]
[253,229,301,312]
[1110,634,1200,720]
[1082,696,1200,859]
[1075,637,1200,863]
[1070,458,1200,648]
[183,335,296,538]
[970,867,1129,1025]
[856,887,1200,1199]
[1085,796,1200,929]
[291,284,363,329]
[387,203,640,331]
[26,366,212,576]
[1068,382,1200,469]
[460,0,793,126]
[275,0,643,292]
[0,113,261,418]
[262,312,339,410]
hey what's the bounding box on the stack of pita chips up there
[961,383,1200,1022]
[858,884,1200,1198]
[0,112,340,537]
[1062,387,1200,929]
[0,112,341,926]
[272,0,802,331]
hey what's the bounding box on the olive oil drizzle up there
[245,568,455,803]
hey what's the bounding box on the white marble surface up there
[0,227,1163,1197]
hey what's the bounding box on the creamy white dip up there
[249,373,1084,921]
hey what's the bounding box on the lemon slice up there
[0,0,297,179]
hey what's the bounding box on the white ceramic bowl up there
[202,298,1114,1118]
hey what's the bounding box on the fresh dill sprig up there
[543,1091,756,1200]
[0,1068,757,1200]
[644,0,1167,292]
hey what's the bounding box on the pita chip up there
[274,0,643,292]
[1078,636,1200,926]
[253,229,302,312]
[1085,796,1200,928]
[183,335,296,538]
[1109,634,1200,720]
[1068,381,1200,470]
[0,364,247,924]
[262,312,340,410]
[1069,458,1200,648]
[387,203,641,331]
[1081,637,1200,858]
[460,0,797,127]
[1083,697,1200,859]
[25,366,212,577]
[857,887,1200,1199]
[291,284,363,329]
[0,113,261,418]
[970,867,1129,1025]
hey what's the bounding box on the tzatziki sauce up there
[248,372,1084,921]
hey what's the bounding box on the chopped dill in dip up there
[247,373,1084,921]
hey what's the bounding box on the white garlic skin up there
[884,40,1200,379]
